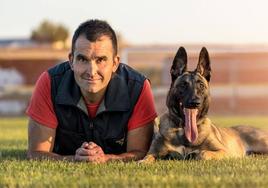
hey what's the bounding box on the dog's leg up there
[139,134,168,163]
[196,149,230,160]
[139,154,157,163]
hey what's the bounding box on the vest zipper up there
[89,122,94,129]
[88,121,94,142]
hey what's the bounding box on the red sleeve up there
[127,79,158,131]
[26,71,58,129]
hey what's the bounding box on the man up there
[26,19,157,163]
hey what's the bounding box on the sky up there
[1,0,268,45]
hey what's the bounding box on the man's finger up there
[74,155,90,162]
[87,148,101,156]
[88,142,98,149]
[81,142,89,148]
[87,154,107,163]
[76,148,90,156]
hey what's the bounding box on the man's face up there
[69,35,119,95]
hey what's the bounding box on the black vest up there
[48,61,146,155]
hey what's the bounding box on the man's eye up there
[77,56,87,63]
[96,58,103,64]
[96,57,107,64]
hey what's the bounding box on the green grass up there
[1,116,268,188]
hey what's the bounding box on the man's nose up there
[87,61,98,76]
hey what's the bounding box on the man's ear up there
[112,55,120,73]
[68,53,74,70]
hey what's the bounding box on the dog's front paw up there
[163,152,184,160]
[138,154,156,164]
[184,150,200,160]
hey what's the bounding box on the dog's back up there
[230,126,268,154]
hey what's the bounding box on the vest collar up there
[55,69,81,106]
[55,70,130,114]
[101,73,130,112]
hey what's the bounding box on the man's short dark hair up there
[71,19,118,55]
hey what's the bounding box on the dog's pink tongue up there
[183,108,198,143]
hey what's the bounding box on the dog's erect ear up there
[170,47,187,82]
[196,47,211,82]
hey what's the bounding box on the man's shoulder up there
[48,61,71,77]
[116,63,146,84]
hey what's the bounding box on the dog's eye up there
[199,82,205,90]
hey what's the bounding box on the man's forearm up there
[27,151,74,161]
[105,150,147,162]
[27,150,147,163]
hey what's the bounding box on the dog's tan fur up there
[141,47,268,162]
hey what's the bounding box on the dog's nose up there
[186,99,201,108]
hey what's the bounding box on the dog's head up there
[166,47,211,143]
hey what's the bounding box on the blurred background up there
[1,0,268,117]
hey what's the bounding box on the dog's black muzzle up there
[185,98,201,109]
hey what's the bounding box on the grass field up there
[1,116,268,187]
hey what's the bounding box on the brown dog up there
[141,47,268,162]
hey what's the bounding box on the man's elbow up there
[129,149,148,160]
[26,150,35,160]
[26,150,44,160]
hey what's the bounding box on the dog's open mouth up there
[183,108,198,143]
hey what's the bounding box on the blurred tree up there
[31,20,69,44]
[116,32,129,52]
